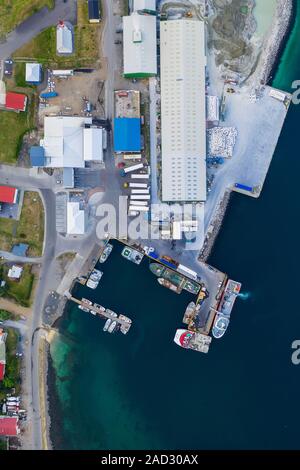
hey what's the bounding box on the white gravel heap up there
[207,126,238,158]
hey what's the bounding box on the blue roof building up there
[30,146,45,167]
[114,117,141,152]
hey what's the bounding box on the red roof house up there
[5,92,27,112]
[0,186,18,204]
[0,363,5,381]
[0,328,6,381]
[0,417,20,436]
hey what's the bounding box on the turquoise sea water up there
[49,2,300,450]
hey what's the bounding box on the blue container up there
[40,92,58,99]
[235,183,253,192]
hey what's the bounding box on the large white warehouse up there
[160,20,207,202]
[123,12,157,78]
[133,0,156,11]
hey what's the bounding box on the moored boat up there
[103,319,111,332]
[158,277,181,294]
[174,329,212,354]
[108,321,117,333]
[99,243,113,263]
[212,315,230,339]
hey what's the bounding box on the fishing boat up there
[182,279,200,295]
[121,246,143,264]
[182,301,196,324]
[103,319,111,332]
[99,243,113,263]
[157,278,181,294]
[174,329,212,354]
[82,298,93,305]
[212,315,230,339]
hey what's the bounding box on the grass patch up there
[4,264,34,307]
[0,438,7,450]
[0,0,54,36]
[13,2,100,68]
[16,191,45,256]
[0,191,44,256]
[0,310,12,321]
[0,94,36,164]
[0,328,21,400]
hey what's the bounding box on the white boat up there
[86,279,98,289]
[78,305,89,313]
[99,243,113,263]
[108,321,117,333]
[82,298,92,305]
[90,310,97,316]
[103,319,111,332]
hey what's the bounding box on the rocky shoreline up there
[249,0,294,88]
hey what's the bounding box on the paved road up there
[0,0,77,60]
[1,319,28,334]
[0,250,42,264]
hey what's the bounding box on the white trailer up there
[130,195,151,200]
[130,200,148,206]
[52,69,74,76]
[123,163,144,174]
[129,206,150,212]
[177,264,198,280]
[131,174,150,179]
[131,189,150,194]
[129,183,148,188]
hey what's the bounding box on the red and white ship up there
[174,329,212,354]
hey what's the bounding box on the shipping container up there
[129,205,149,212]
[129,194,150,200]
[235,183,253,192]
[131,189,150,194]
[129,183,148,188]
[131,174,150,179]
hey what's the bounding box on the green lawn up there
[0,95,36,164]
[0,191,44,256]
[0,328,21,400]
[13,1,100,68]
[0,0,54,36]
[4,264,35,307]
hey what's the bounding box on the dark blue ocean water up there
[49,2,300,450]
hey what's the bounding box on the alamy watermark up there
[291,80,300,104]
[291,340,300,365]
[94,197,203,250]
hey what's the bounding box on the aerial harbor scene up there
[0,0,300,457]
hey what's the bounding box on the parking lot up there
[55,192,67,234]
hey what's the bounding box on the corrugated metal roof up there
[114,118,141,152]
[0,417,19,436]
[67,202,85,235]
[30,146,45,167]
[88,0,100,20]
[56,23,73,54]
[123,13,157,77]
[25,63,42,83]
[0,186,17,203]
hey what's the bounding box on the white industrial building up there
[123,12,157,78]
[41,116,104,168]
[56,22,73,54]
[83,127,104,162]
[133,0,156,11]
[67,202,85,235]
[160,20,207,202]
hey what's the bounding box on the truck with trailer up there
[120,163,144,176]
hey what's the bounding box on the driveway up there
[0,0,77,59]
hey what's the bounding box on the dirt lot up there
[39,70,105,121]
